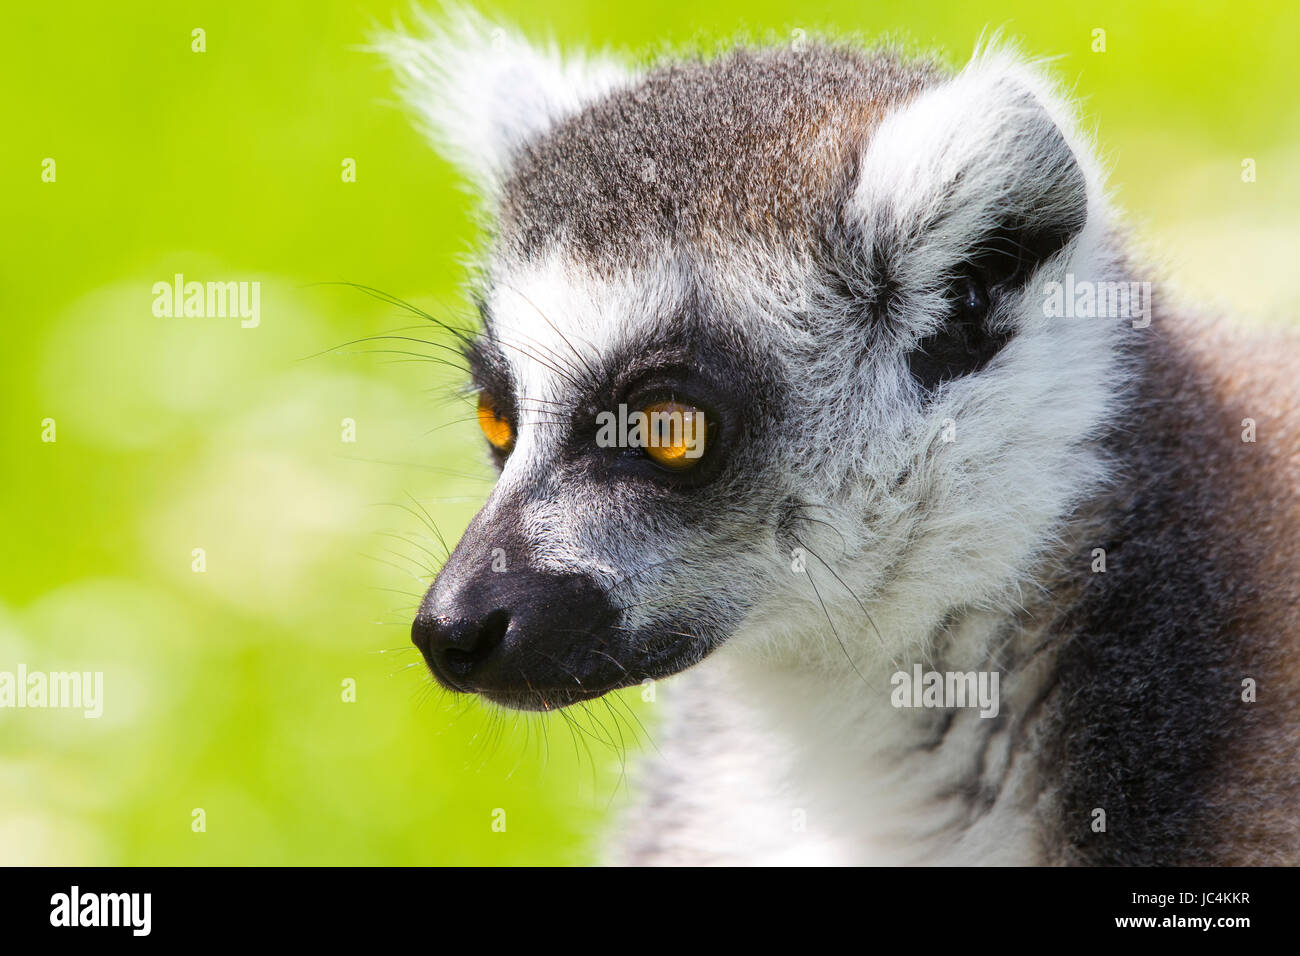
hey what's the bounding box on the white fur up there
[376,6,631,192]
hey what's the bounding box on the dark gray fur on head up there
[500,44,941,264]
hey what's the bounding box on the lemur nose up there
[411,609,510,688]
[412,557,622,705]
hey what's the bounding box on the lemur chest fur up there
[618,605,1062,866]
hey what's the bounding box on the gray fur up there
[500,45,939,263]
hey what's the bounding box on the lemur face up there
[412,258,788,709]
[393,18,1119,709]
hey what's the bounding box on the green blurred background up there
[1,1,1296,865]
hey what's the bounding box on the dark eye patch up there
[906,269,1006,393]
[463,329,517,469]
[463,333,513,404]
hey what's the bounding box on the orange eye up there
[642,401,707,470]
[477,395,515,453]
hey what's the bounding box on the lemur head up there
[387,13,1122,711]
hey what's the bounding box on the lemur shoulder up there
[385,12,1300,865]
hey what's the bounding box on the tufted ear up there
[851,47,1094,302]
[377,6,632,194]
[840,47,1097,391]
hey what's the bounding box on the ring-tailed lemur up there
[384,11,1300,865]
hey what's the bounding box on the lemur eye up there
[958,275,989,317]
[642,400,707,470]
[477,395,515,453]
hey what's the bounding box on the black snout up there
[412,608,511,685]
[412,563,623,709]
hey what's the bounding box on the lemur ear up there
[378,7,631,193]
[851,49,1092,299]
